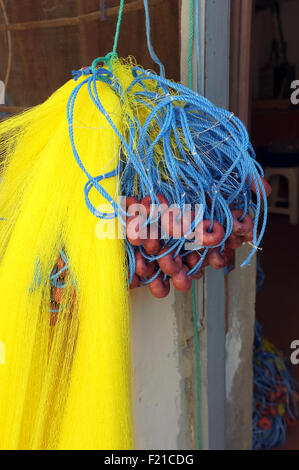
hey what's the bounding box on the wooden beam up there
[0,105,25,114]
[0,0,164,32]
[229,0,254,128]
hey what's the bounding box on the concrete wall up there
[225,245,256,450]
[131,287,197,449]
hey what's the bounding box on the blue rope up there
[253,320,299,450]
[68,63,268,271]
[143,0,165,77]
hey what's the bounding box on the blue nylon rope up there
[69,62,268,278]
[253,320,299,450]
[143,0,165,77]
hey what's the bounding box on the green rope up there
[113,0,125,53]
[192,280,201,450]
[188,0,194,90]
[189,0,201,451]
[91,0,125,74]
[91,52,117,74]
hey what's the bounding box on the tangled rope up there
[253,320,299,450]
[68,57,270,295]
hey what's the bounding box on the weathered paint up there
[225,244,256,450]
[131,287,180,449]
[226,329,242,399]
[131,286,196,449]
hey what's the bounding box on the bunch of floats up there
[125,176,271,298]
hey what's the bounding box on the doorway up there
[250,0,299,450]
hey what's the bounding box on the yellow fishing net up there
[0,65,134,449]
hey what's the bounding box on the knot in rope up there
[72,66,92,81]
[91,52,118,75]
